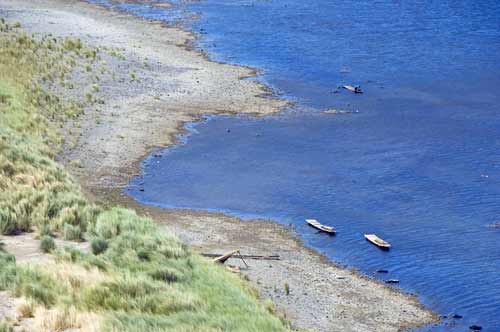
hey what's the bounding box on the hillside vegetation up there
[0,19,286,332]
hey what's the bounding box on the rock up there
[469,325,482,331]
[452,314,463,319]
[376,269,389,273]
[139,188,144,192]
[226,128,231,133]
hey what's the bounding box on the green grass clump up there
[91,237,108,255]
[0,20,287,332]
[40,235,56,253]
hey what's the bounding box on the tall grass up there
[0,20,287,331]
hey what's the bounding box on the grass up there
[0,321,14,332]
[0,20,287,331]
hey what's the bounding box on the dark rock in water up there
[385,279,399,284]
[469,325,482,331]
[376,269,389,273]
[139,188,145,192]
[452,314,463,319]
[153,153,162,158]
[226,128,231,133]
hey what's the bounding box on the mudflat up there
[1,0,437,331]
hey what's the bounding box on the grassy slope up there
[0,20,286,332]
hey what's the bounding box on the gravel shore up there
[1,0,438,331]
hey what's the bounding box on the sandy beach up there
[1,0,438,331]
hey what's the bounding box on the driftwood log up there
[210,249,249,269]
[202,252,281,261]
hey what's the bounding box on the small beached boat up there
[364,234,391,249]
[342,85,363,93]
[306,219,336,234]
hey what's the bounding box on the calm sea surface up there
[92,0,500,330]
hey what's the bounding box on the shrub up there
[91,237,108,255]
[40,236,55,253]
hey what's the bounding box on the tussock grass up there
[0,20,287,331]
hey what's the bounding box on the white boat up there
[364,234,391,249]
[306,219,336,234]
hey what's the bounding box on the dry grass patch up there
[34,306,101,332]
[42,262,110,290]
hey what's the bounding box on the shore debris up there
[385,279,400,284]
[342,85,363,93]
[364,234,391,250]
[306,219,336,234]
[202,252,280,261]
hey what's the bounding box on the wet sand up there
[1,0,438,331]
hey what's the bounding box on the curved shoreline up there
[1,0,438,331]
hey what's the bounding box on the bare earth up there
[1,0,438,331]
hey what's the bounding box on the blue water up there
[93,0,500,330]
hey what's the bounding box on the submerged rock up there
[469,325,482,331]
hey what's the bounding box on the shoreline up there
[1,0,438,331]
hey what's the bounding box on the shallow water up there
[91,0,500,330]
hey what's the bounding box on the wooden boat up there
[342,85,363,93]
[306,219,336,234]
[364,234,391,249]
